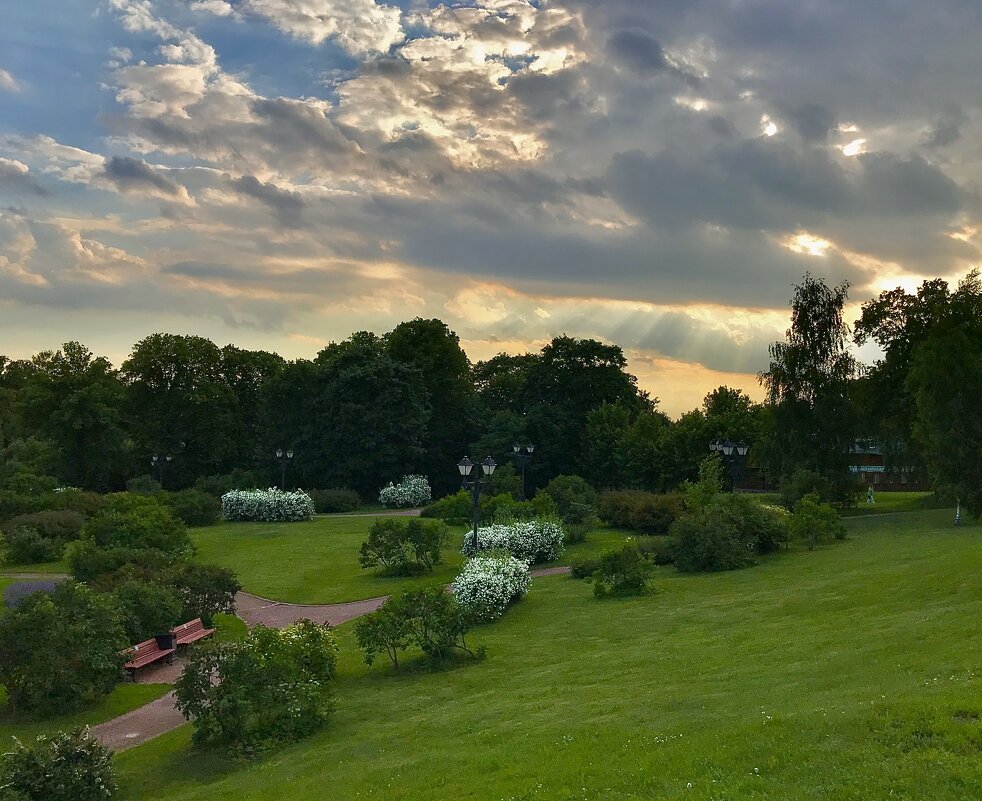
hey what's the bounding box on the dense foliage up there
[221,488,314,522]
[461,520,565,564]
[0,582,127,715]
[671,494,789,573]
[1,510,81,563]
[0,729,117,801]
[789,495,846,549]
[378,475,432,508]
[358,518,448,575]
[589,545,654,598]
[598,491,684,534]
[174,620,339,755]
[355,586,479,669]
[451,554,531,622]
[307,488,360,513]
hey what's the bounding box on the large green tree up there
[122,334,240,487]
[385,319,478,495]
[16,343,129,490]
[759,274,858,501]
[900,273,982,515]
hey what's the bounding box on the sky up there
[1,0,980,416]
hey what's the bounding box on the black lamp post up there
[275,448,294,489]
[512,443,535,501]
[458,455,497,552]
[709,439,749,491]
[151,454,172,487]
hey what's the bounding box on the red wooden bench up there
[171,618,215,647]
[123,636,175,680]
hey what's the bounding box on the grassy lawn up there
[118,509,982,800]
[840,490,943,516]
[0,560,69,575]
[192,516,634,604]
[0,683,171,745]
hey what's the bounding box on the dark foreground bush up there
[355,586,480,669]
[0,582,127,715]
[111,577,184,642]
[672,494,789,573]
[590,545,654,598]
[175,620,338,755]
[308,488,360,513]
[0,728,117,801]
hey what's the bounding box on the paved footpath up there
[90,565,571,752]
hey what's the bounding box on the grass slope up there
[192,516,632,604]
[119,510,982,800]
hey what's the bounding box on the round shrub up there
[0,728,117,801]
[451,554,531,622]
[590,545,654,598]
[570,555,600,579]
[671,494,789,573]
[461,519,565,564]
[539,474,598,516]
[174,620,339,755]
[379,475,432,508]
[221,488,314,522]
[83,495,190,555]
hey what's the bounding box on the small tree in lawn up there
[358,518,448,576]
[355,586,479,669]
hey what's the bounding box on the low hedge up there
[308,488,360,513]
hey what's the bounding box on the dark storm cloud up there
[782,103,836,143]
[102,156,182,196]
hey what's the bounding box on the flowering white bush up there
[378,475,431,508]
[451,553,531,622]
[221,488,314,522]
[461,519,565,564]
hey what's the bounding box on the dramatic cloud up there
[3,0,982,413]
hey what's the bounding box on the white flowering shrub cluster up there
[378,475,432,508]
[461,519,565,564]
[451,553,532,622]
[0,728,117,801]
[221,488,314,522]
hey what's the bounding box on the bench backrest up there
[173,618,205,635]
[128,638,164,657]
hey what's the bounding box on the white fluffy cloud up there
[238,0,404,54]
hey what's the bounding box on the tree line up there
[1,272,980,512]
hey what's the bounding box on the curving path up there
[91,565,571,752]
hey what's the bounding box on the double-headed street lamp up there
[458,455,497,552]
[275,448,294,489]
[151,454,172,487]
[512,443,535,501]
[709,439,749,490]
